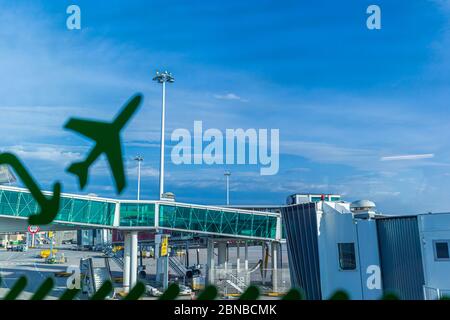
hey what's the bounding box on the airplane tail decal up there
[67,161,89,190]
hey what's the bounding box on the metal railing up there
[212,267,291,297]
[423,286,450,300]
[168,256,187,278]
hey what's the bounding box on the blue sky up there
[0,0,449,214]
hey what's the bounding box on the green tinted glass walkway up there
[0,186,281,241]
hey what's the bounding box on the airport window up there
[434,241,450,260]
[338,243,356,270]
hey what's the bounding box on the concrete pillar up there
[279,242,283,268]
[271,242,278,293]
[261,241,266,285]
[218,241,227,266]
[236,242,241,273]
[123,232,131,293]
[25,233,29,249]
[206,238,215,285]
[185,241,190,267]
[162,254,169,290]
[155,234,169,289]
[130,231,138,289]
[244,241,249,271]
[155,234,162,283]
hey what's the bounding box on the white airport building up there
[283,194,450,299]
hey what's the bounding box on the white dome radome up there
[350,200,376,211]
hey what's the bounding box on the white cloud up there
[380,154,435,161]
[281,141,375,166]
[213,93,248,102]
[6,144,82,165]
[127,165,159,178]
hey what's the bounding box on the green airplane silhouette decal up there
[64,94,142,194]
[0,153,61,225]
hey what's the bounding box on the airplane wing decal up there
[64,118,109,141]
[104,135,126,193]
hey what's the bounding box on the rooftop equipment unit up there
[350,200,377,218]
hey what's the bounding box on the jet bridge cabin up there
[283,199,450,300]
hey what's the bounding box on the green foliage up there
[123,282,146,300]
[91,281,114,300]
[0,277,406,300]
[282,288,304,300]
[3,276,27,300]
[328,290,350,300]
[159,283,180,300]
[239,285,260,300]
[196,285,218,300]
[381,292,400,300]
[59,289,80,300]
[31,278,54,300]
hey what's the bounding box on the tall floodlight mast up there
[224,171,231,205]
[152,71,174,200]
[134,156,143,200]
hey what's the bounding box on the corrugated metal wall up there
[376,216,425,300]
[281,203,322,300]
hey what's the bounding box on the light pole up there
[153,71,174,200]
[224,171,231,205]
[134,156,143,200]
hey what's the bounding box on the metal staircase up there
[215,268,248,296]
[80,257,114,299]
[168,256,188,278]
[93,267,110,291]
[111,255,124,270]
[223,272,246,294]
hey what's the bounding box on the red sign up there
[27,225,40,234]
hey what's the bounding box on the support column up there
[25,232,29,250]
[279,242,283,269]
[244,241,249,271]
[155,234,162,283]
[244,241,249,286]
[161,252,169,290]
[206,238,215,285]
[217,242,227,267]
[123,232,131,293]
[271,241,279,293]
[236,242,241,273]
[185,241,190,267]
[261,241,266,285]
[130,231,138,289]
[155,233,169,289]
[225,243,229,272]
